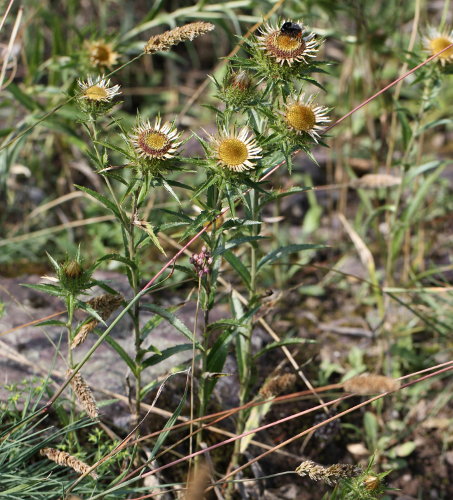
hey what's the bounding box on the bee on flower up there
[257,20,319,67]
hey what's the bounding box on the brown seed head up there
[71,320,98,349]
[145,22,215,53]
[351,173,402,189]
[259,373,296,398]
[184,461,210,500]
[296,460,362,485]
[68,370,99,419]
[343,374,401,395]
[88,293,123,320]
[40,447,98,479]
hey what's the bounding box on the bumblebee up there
[280,22,303,39]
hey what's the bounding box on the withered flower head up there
[85,39,119,68]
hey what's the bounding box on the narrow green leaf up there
[8,83,40,111]
[213,236,267,257]
[149,379,188,459]
[257,243,325,272]
[142,344,193,368]
[21,283,64,297]
[136,222,167,256]
[35,320,67,327]
[143,304,202,349]
[259,187,311,209]
[75,185,120,217]
[207,317,245,330]
[204,329,234,401]
[97,253,138,270]
[231,290,247,383]
[223,250,251,289]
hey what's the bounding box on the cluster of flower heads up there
[75,19,334,175]
[190,246,213,277]
[75,20,453,177]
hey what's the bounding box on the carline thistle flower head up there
[77,76,121,102]
[208,127,262,173]
[424,27,453,66]
[257,20,318,66]
[130,117,181,162]
[283,94,330,142]
[84,39,120,68]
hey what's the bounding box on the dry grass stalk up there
[343,374,401,395]
[184,461,210,500]
[71,293,123,349]
[295,459,362,485]
[40,447,98,479]
[145,22,215,54]
[68,370,99,419]
[351,173,402,189]
[259,373,296,398]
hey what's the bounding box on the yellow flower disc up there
[137,131,171,158]
[218,138,248,167]
[84,85,109,101]
[429,36,453,60]
[286,104,316,132]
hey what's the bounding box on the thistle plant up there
[4,4,452,498]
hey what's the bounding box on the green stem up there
[227,188,259,496]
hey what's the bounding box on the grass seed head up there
[343,374,401,395]
[145,22,215,53]
[296,460,362,485]
[259,372,296,398]
[67,370,99,420]
[40,448,98,479]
